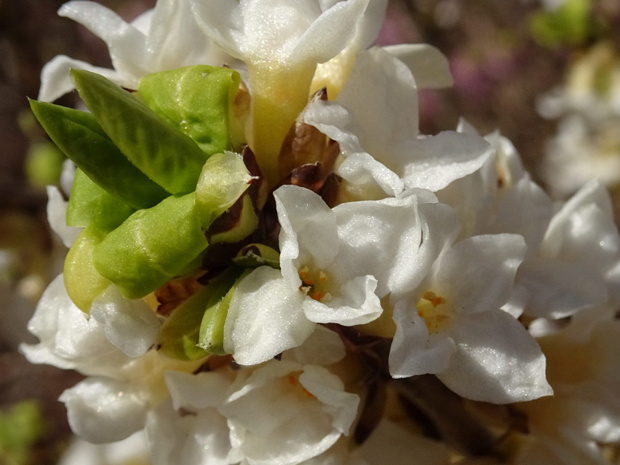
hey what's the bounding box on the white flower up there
[224,185,433,365]
[191,0,377,184]
[20,275,131,375]
[518,180,620,319]
[152,327,359,465]
[305,47,491,198]
[39,0,229,102]
[389,231,553,403]
[20,275,201,443]
[516,306,620,464]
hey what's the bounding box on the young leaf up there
[198,270,249,355]
[157,269,241,361]
[139,65,243,155]
[67,169,135,232]
[64,226,111,313]
[71,69,208,195]
[93,193,208,299]
[29,99,169,209]
[195,151,254,228]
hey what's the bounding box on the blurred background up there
[1,0,620,463]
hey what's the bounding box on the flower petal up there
[438,311,553,403]
[60,377,147,443]
[90,285,161,358]
[384,43,453,89]
[389,301,456,378]
[224,266,315,365]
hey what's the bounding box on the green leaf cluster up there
[30,66,256,309]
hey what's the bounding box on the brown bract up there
[277,88,340,197]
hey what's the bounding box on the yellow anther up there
[422,291,445,307]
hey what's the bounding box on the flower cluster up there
[22,1,620,464]
[538,41,620,198]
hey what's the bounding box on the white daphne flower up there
[191,0,376,184]
[390,231,553,404]
[518,180,620,319]
[21,275,200,443]
[516,306,620,465]
[152,328,358,465]
[224,185,433,365]
[20,274,132,375]
[538,42,620,197]
[40,0,228,101]
[305,47,491,198]
[541,114,620,198]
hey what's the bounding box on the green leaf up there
[29,99,169,209]
[67,169,135,232]
[195,151,253,228]
[158,269,241,360]
[198,270,249,355]
[139,65,243,155]
[64,226,111,313]
[71,69,208,195]
[93,193,208,299]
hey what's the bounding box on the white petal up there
[389,302,456,378]
[224,266,315,365]
[38,55,119,102]
[60,377,147,443]
[59,1,149,81]
[90,285,161,358]
[337,152,404,198]
[384,43,453,89]
[190,0,244,58]
[336,47,419,157]
[438,311,553,403]
[221,360,359,465]
[542,180,617,265]
[145,0,224,70]
[299,365,360,435]
[165,371,232,412]
[282,325,346,366]
[304,99,365,156]
[274,185,337,278]
[303,275,382,325]
[331,194,425,298]
[519,258,608,319]
[292,0,371,64]
[474,176,553,256]
[433,234,526,314]
[147,399,231,465]
[20,275,131,376]
[46,186,81,247]
[400,131,492,192]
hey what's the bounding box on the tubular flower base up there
[21,1,620,464]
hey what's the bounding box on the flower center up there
[298,265,333,302]
[416,291,451,334]
[287,372,314,398]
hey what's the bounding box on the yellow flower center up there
[298,265,333,302]
[416,291,451,334]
